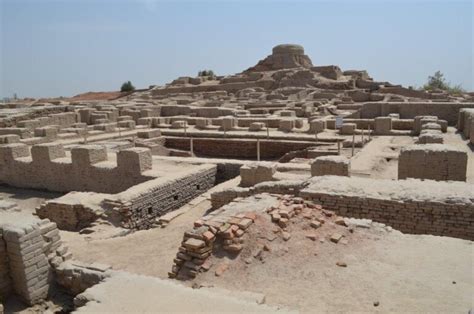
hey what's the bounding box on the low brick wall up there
[300,176,474,240]
[104,164,217,229]
[311,156,350,177]
[165,137,317,159]
[325,118,414,131]
[0,143,154,194]
[55,261,110,296]
[36,192,107,231]
[360,102,474,125]
[398,144,467,181]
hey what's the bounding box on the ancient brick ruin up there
[0,43,473,312]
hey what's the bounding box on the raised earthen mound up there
[245,44,313,72]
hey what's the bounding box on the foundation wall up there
[165,137,317,159]
[311,156,350,176]
[104,164,217,229]
[300,177,474,240]
[301,192,474,240]
[325,118,413,131]
[55,261,110,296]
[36,203,100,231]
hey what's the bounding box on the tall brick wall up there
[0,143,154,194]
[165,137,317,159]
[104,164,217,229]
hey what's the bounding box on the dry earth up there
[61,185,474,313]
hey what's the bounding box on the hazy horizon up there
[1,0,473,99]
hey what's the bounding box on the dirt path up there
[0,186,62,215]
[350,136,414,179]
[444,128,474,183]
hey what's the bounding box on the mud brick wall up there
[325,118,413,131]
[17,113,77,130]
[311,156,350,177]
[398,144,467,181]
[0,128,32,139]
[165,137,317,159]
[215,162,243,183]
[210,180,305,210]
[360,102,474,125]
[0,105,71,128]
[457,108,473,130]
[236,118,281,128]
[36,203,99,231]
[457,108,474,139]
[0,143,154,194]
[300,192,474,240]
[55,261,110,296]
[0,218,70,305]
[326,118,374,130]
[471,120,474,145]
[2,225,50,305]
[300,176,474,240]
[210,187,252,210]
[240,163,275,187]
[0,233,11,301]
[105,165,217,229]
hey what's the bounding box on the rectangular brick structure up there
[300,176,474,240]
[398,144,467,182]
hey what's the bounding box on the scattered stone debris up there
[169,210,257,279]
[330,233,343,243]
[214,262,229,277]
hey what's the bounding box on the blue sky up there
[1,0,472,98]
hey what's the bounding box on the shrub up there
[198,70,216,78]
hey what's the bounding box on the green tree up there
[423,71,465,94]
[198,70,216,78]
[120,81,135,92]
[424,71,448,91]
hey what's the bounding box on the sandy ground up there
[350,136,413,179]
[196,218,474,313]
[74,272,292,313]
[62,189,474,313]
[350,128,474,183]
[0,186,62,215]
[60,178,241,278]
